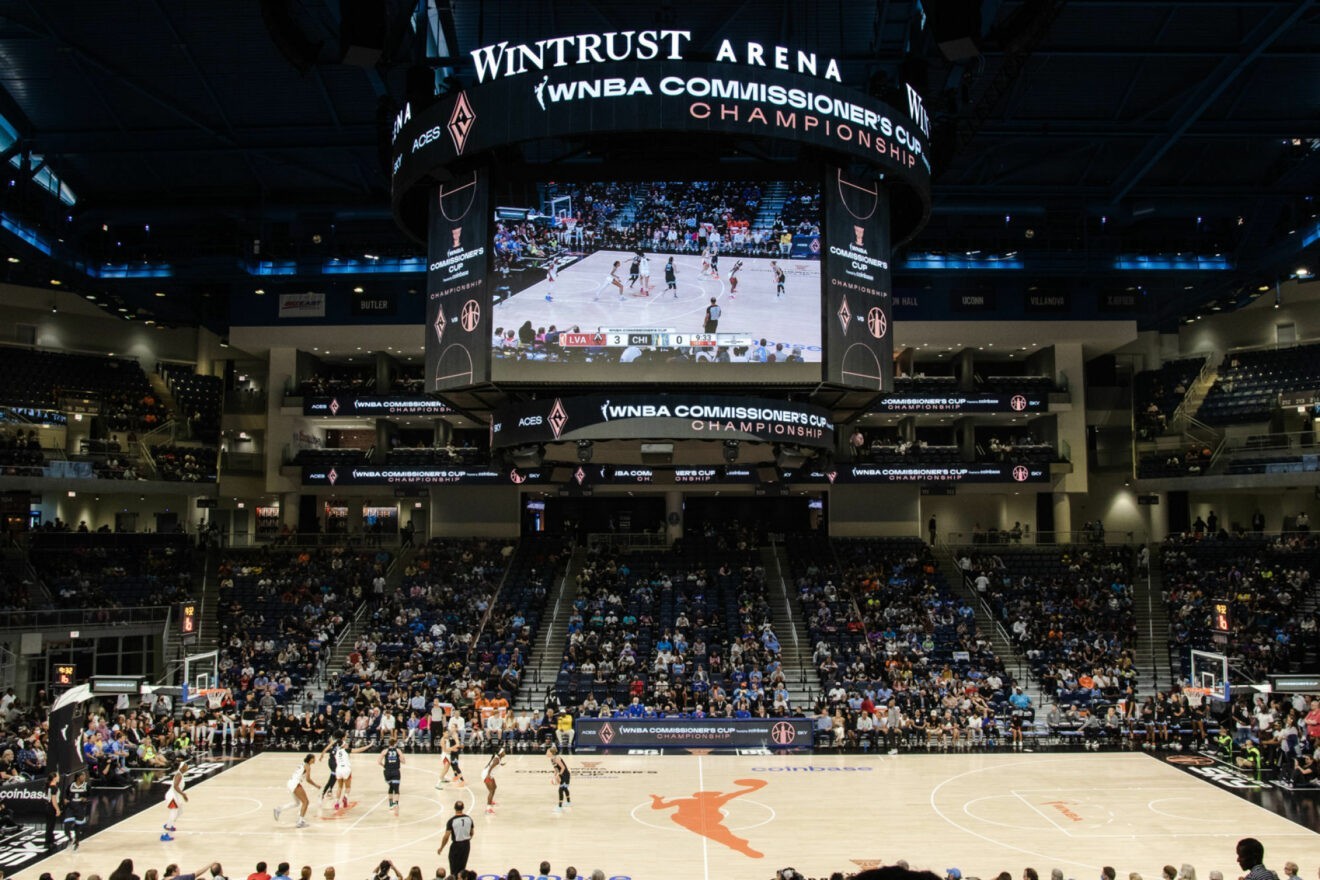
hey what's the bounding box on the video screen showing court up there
[488,180,823,384]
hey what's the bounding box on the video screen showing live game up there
[488,180,822,383]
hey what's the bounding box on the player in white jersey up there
[273,753,319,828]
[435,724,466,788]
[321,735,369,810]
[595,260,625,302]
[638,255,652,296]
[160,761,190,841]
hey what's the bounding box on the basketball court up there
[14,751,1318,880]
[491,249,824,361]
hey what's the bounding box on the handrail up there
[465,541,518,667]
[951,543,1028,689]
[944,529,1140,546]
[0,604,170,630]
[1169,353,1217,428]
[766,538,800,658]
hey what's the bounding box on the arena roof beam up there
[1110,0,1315,204]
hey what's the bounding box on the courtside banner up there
[824,165,892,391]
[303,396,453,417]
[427,169,491,392]
[491,394,834,449]
[575,717,813,750]
[392,56,931,245]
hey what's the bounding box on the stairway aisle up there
[515,545,585,713]
[936,543,1042,703]
[1132,545,1174,695]
[763,543,816,709]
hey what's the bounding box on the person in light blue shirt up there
[1009,688,1032,712]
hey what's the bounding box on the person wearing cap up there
[948,869,963,880]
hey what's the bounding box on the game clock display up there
[53,663,76,689]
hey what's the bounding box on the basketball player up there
[322,735,369,810]
[709,249,720,280]
[596,261,625,302]
[547,746,571,812]
[700,246,712,277]
[638,253,651,296]
[771,261,786,298]
[628,252,641,288]
[273,754,318,828]
[728,260,744,299]
[63,769,88,850]
[544,257,558,303]
[434,724,466,789]
[481,748,505,814]
[664,257,678,296]
[161,761,190,841]
[379,735,405,815]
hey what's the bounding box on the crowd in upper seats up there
[969,546,1140,705]
[0,427,44,475]
[0,348,171,433]
[31,533,194,610]
[152,445,218,482]
[159,365,222,444]
[1162,533,1320,683]
[791,536,1016,749]
[1134,356,1205,440]
[1199,343,1320,425]
[297,365,376,397]
[215,546,390,710]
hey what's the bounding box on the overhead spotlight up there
[723,439,740,463]
[219,337,230,348]
[510,444,545,469]
[774,444,815,471]
[576,440,594,463]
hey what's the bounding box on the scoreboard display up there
[179,602,199,642]
[559,331,753,350]
[53,663,76,689]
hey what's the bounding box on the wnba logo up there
[451,227,462,249]
[770,722,797,745]
[1012,465,1030,482]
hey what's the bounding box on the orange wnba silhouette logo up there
[649,778,768,858]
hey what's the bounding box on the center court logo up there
[649,778,768,858]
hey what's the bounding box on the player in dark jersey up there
[547,746,571,812]
[664,257,678,296]
[628,253,641,288]
[379,734,405,815]
[64,770,88,851]
[771,261,786,298]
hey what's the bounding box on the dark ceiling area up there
[0,0,1314,332]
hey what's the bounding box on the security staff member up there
[437,800,475,876]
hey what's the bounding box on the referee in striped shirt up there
[438,801,475,876]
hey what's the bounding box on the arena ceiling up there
[0,0,1314,334]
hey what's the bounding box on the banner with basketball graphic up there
[823,166,893,391]
[426,168,491,392]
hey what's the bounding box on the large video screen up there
[488,180,822,384]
